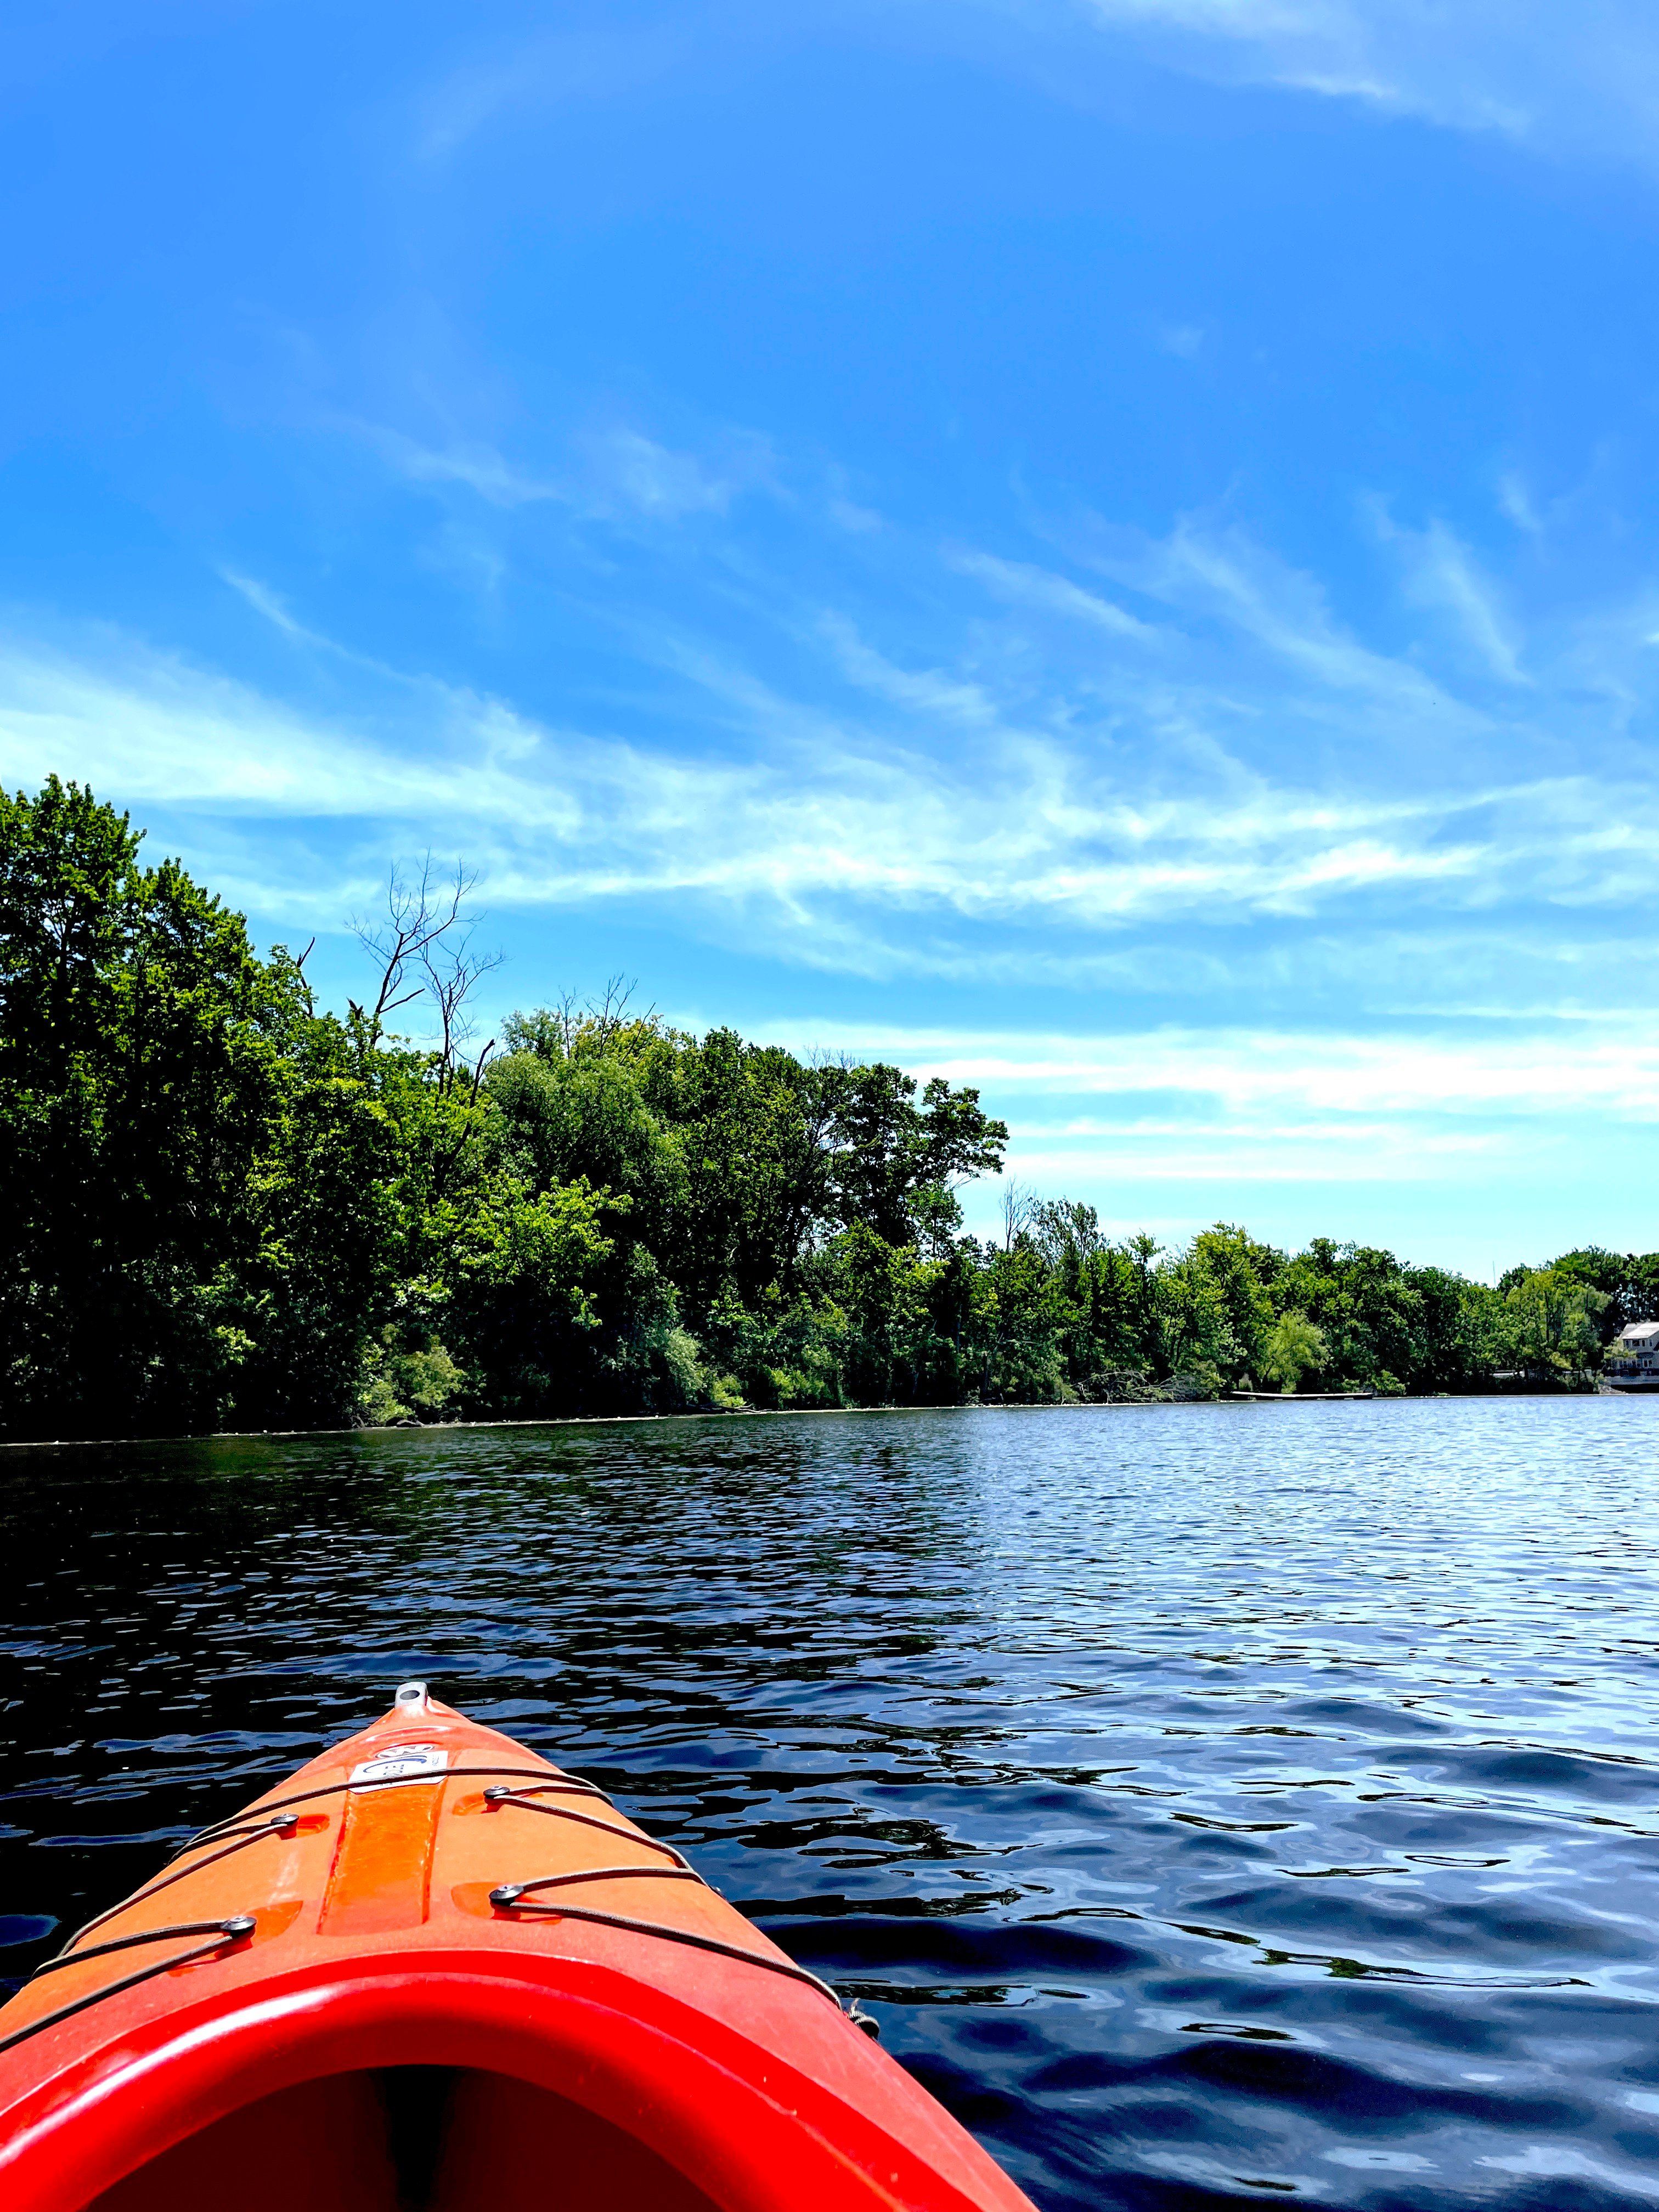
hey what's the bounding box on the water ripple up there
[2,1397,1658,2207]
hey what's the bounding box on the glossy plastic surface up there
[0,1694,1037,2212]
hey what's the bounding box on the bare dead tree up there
[350,859,503,1093]
[351,859,470,1046]
[1000,1177,1035,1252]
[466,1038,498,1106]
[588,972,642,1047]
[563,974,653,1054]
[419,926,504,1096]
[551,989,585,1058]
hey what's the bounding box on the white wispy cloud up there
[0,597,1650,960]
[601,430,736,518]
[1497,472,1545,539]
[5,483,1655,1001]
[1066,515,1451,710]
[219,571,314,642]
[367,430,561,508]
[415,21,691,161]
[876,1023,1659,1120]
[730,1014,1659,1232]
[1373,511,1529,686]
[805,1022,1659,1224]
[409,3,1659,176]
[14,473,1659,1260]
[828,496,883,534]
[356,420,770,522]
[1070,0,1659,163]
[948,549,1162,642]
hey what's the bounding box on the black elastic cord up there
[0,1919,253,2059]
[45,1764,622,1967]
[482,1781,614,1805]
[481,1791,692,1866]
[488,1895,842,2010]
[186,1767,607,1851]
[60,1816,298,1953]
[32,1917,256,1981]
[491,1866,703,1903]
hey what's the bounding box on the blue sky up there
[4,1,1658,1271]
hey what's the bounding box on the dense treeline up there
[1,781,1651,1440]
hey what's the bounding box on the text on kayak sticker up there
[348,1743,451,1788]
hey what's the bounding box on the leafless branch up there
[421,928,506,1092]
[589,972,653,1045]
[351,859,476,1042]
[555,974,655,1056]
[467,1038,498,1107]
[1000,1177,1035,1252]
[350,857,502,1082]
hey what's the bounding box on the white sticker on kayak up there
[349,1743,450,1788]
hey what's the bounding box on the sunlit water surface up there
[3,1401,1658,2209]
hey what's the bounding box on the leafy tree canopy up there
[0,782,1639,1438]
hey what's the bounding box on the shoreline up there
[0,1384,1632,1453]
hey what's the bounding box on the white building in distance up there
[1607,1319,1659,1391]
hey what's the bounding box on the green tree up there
[634,1026,828,1317]
[1030,1201,1150,1395]
[1271,1239,1424,1391]
[1182,1224,1278,1386]
[1550,1248,1659,1339]
[977,1233,1065,1401]
[0,779,284,1436]
[443,1173,620,1414]
[1500,1268,1607,1378]
[832,1222,932,1405]
[7,781,1646,1435]
[820,1064,1007,1246]
[1262,1311,1328,1392]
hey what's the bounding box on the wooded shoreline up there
[3,778,1652,1443]
[4,1386,1640,1457]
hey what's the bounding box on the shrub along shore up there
[2,779,1651,1442]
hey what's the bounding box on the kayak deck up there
[0,1686,1036,2212]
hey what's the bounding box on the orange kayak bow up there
[0,1685,1036,2212]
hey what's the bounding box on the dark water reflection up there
[3,1400,1659,2208]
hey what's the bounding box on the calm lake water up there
[3,1400,1658,2209]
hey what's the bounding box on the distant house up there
[1607,1319,1659,1392]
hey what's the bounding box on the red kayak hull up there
[0,1690,1038,2212]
